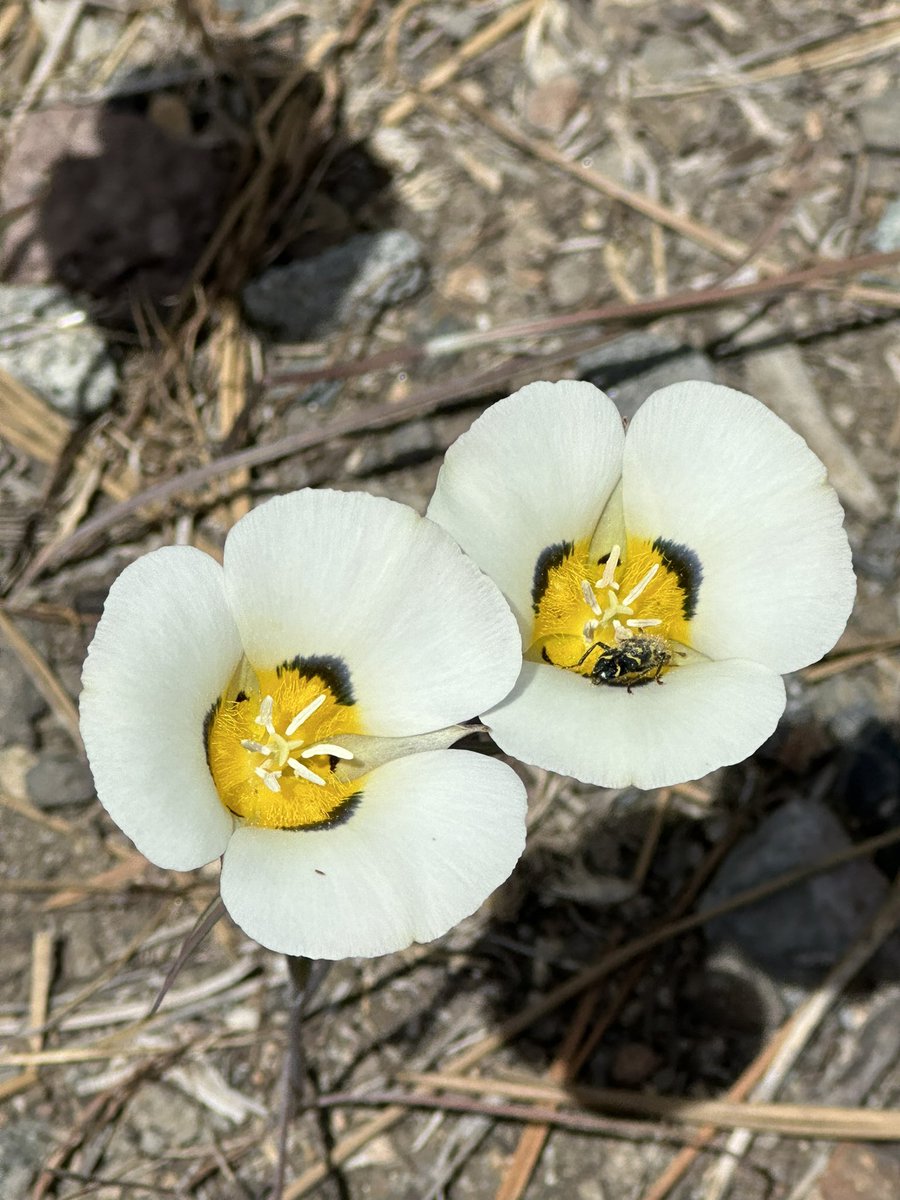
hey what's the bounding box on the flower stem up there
[271,955,331,1200]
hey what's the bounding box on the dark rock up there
[26,750,95,808]
[0,647,47,748]
[700,796,900,983]
[242,230,427,341]
[577,331,717,422]
[832,721,900,877]
[610,1042,660,1087]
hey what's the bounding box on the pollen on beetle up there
[528,534,700,684]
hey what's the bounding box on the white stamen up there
[301,742,354,761]
[621,563,659,607]
[287,757,327,787]
[626,618,662,629]
[583,619,599,642]
[254,695,276,735]
[596,544,621,590]
[612,619,631,642]
[255,764,282,793]
[580,579,601,616]
[285,693,327,736]
[241,739,268,753]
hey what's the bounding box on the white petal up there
[223,489,521,736]
[80,548,240,870]
[485,658,786,790]
[623,382,855,673]
[427,381,625,631]
[219,750,527,959]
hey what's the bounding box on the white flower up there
[427,380,856,789]
[80,489,527,960]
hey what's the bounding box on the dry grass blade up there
[0,366,72,465]
[315,1087,709,1144]
[382,0,540,125]
[0,929,53,1102]
[493,986,604,1200]
[396,1072,900,1141]
[0,2,24,48]
[31,1048,187,1200]
[10,909,171,1047]
[801,634,900,681]
[0,785,72,835]
[382,0,426,83]
[147,896,226,1018]
[87,9,148,89]
[494,790,673,1200]
[20,247,900,594]
[9,0,85,130]
[211,302,251,525]
[42,853,149,912]
[442,90,753,264]
[276,826,900,1197]
[640,15,900,95]
[268,248,900,387]
[0,608,80,744]
[698,874,900,1200]
[637,1023,796,1200]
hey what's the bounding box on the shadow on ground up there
[5,43,396,330]
[323,716,900,1107]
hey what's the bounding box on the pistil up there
[240,691,354,793]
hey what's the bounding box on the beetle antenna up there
[574,641,605,668]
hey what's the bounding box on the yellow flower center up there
[527,535,701,688]
[206,658,365,830]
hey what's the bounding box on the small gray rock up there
[577,331,717,422]
[872,198,900,252]
[526,75,582,136]
[242,230,427,341]
[347,419,436,476]
[801,671,883,744]
[0,284,116,416]
[700,796,900,982]
[857,90,900,151]
[0,1119,51,1196]
[27,750,95,808]
[634,35,704,84]
[126,1082,202,1158]
[0,647,46,748]
[547,255,592,307]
